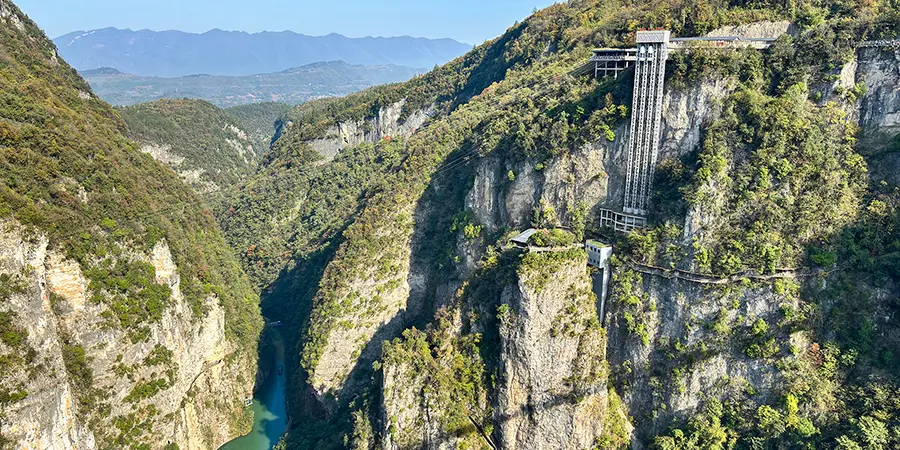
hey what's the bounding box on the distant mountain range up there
[80,61,422,107]
[54,28,471,77]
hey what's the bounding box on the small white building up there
[586,240,612,268]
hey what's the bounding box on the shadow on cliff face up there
[268,141,482,448]
[800,149,900,378]
[256,232,346,445]
[334,140,483,435]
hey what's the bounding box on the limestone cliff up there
[858,47,900,184]
[601,39,900,450]
[465,77,733,235]
[300,100,432,161]
[329,44,895,448]
[0,221,255,449]
[495,250,613,448]
[377,249,627,450]
[217,1,900,447]
[0,1,262,447]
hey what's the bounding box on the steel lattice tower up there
[623,30,669,216]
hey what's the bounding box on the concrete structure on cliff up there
[585,240,613,322]
[576,30,900,233]
[575,30,777,232]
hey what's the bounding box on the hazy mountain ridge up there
[55,27,471,77]
[81,61,423,107]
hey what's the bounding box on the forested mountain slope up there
[224,102,293,148]
[0,1,263,448]
[219,0,900,448]
[117,99,273,199]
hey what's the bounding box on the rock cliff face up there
[465,77,733,234]
[283,36,762,449]
[0,1,262,447]
[605,269,801,446]
[296,103,437,401]
[858,48,900,184]
[332,43,899,449]
[0,221,253,449]
[377,250,623,450]
[301,100,432,161]
[308,207,418,400]
[858,48,900,139]
[600,45,900,449]
[495,250,610,449]
[217,0,900,444]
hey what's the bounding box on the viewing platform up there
[573,33,779,77]
[507,229,614,323]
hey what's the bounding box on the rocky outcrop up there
[0,229,95,449]
[707,20,798,39]
[495,249,614,449]
[598,42,900,450]
[308,100,433,160]
[306,201,420,401]
[300,100,436,401]
[0,221,254,450]
[315,58,740,448]
[858,48,900,153]
[465,76,734,235]
[140,143,186,166]
[604,268,801,447]
[380,356,438,449]
[380,345,464,450]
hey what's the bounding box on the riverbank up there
[219,328,288,450]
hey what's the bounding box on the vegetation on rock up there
[214,0,900,447]
[117,98,268,199]
[0,1,263,447]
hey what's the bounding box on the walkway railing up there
[860,40,900,48]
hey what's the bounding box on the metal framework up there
[576,30,787,232]
[623,30,669,216]
[598,209,647,233]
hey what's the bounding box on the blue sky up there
[16,0,559,44]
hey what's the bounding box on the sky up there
[16,0,559,45]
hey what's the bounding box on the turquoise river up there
[219,329,288,450]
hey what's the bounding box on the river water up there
[219,329,288,450]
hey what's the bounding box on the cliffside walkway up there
[523,243,585,253]
[623,260,832,285]
[860,40,900,48]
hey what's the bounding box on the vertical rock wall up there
[495,250,611,449]
[0,220,254,449]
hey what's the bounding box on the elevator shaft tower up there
[623,30,669,216]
